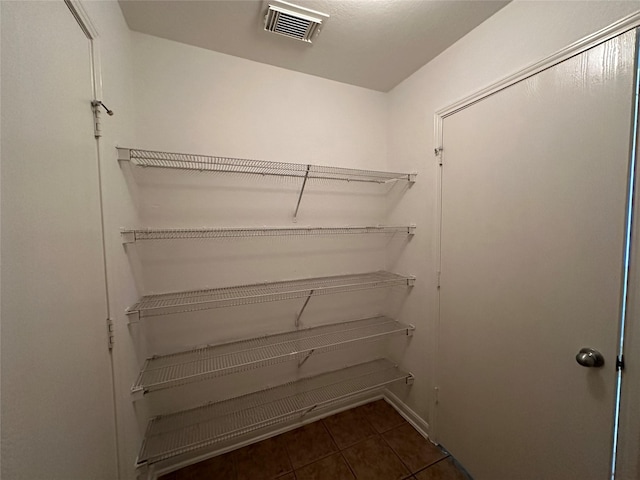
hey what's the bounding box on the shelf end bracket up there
[126,308,140,324]
[117,147,131,162]
[131,386,145,401]
[293,164,311,222]
[121,230,136,244]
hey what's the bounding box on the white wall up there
[107,29,398,478]
[386,0,640,451]
[11,1,637,479]
[1,1,124,478]
[79,2,140,478]
[107,2,640,477]
[131,31,388,170]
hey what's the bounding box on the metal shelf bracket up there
[298,349,315,368]
[302,404,319,417]
[407,276,416,287]
[295,290,314,327]
[406,373,415,385]
[293,164,311,222]
[407,324,416,337]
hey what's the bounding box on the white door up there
[437,30,637,480]
[1,2,117,479]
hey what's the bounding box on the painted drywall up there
[106,2,640,478]
[130,31,388,170]
[107,28,398,478]
[1,2,118,478]
[77,2,140,478]
[385,0,640,474]
[8,1,637,478]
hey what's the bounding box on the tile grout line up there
[411,455,450,478]
[285,420,342,474]
[321,412,370,479]
[279,430,297,479]
[378,425,415,477]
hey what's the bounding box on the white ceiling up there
[118,0,510,92]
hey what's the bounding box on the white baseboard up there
[382,389,431,442]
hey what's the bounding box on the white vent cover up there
[264,0,329,43]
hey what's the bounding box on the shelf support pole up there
[298,349,315,368]
[302,404,319,417]
[293,164,311,222]
[295,289,314,328]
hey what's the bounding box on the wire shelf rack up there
[117,147,416,184]
[132,317,415,397]
[137,358,413,467]
[121,225,416,243]
[127,271,415,320]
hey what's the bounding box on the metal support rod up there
[302,404,318,417]
[294,164,311,221]
[298,349,315,368]
[295,289,314,327]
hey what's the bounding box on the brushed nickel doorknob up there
[576,347,605,368]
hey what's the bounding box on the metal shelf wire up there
[127,271,415,320]
[121,225,416,243]
[132,317,415,397]
[136,358,413,467]
[117,147,416,184]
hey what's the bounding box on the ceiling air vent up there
[264,0,329,43]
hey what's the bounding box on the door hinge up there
[91,100,114,138]
[616,355,625,371]
[436,271,441,289]
[434,386,440,405]
[434,147,443,165]
[106,318,115,350]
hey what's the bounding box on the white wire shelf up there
[117,147,416,220]
[121,225,416,243]
[132,317,415,398]
[117,147,417,184]
[127,271,415,320]
[136,358,413,467]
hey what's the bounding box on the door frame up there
[62,1,122,476]
[432,10,640,478]
[64,0,101,100]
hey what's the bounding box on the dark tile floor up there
[160,399,470,480]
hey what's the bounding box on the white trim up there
[64,0,99,40]
[433,10,640,157]
[436,10,640,121]
[64,0,103,100]
[383,390,432,442]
